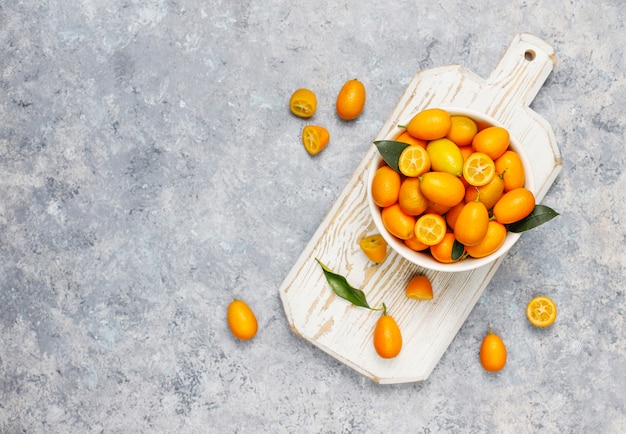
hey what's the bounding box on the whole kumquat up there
[406,108,452,141]
[464,174,505,211]
[447,115,478,147]
[445,201,465,231]
[336,78,366,120]
[495,150,525,191]
[459,145,474,161]
[418,171,465,208]
[382,203,416,240]
[373,304,403,359]
[465,220,507,258]
[395,131,428,148]
[398,177,429,216]
[430,232,463,263]
[427,138,464,177]
[492,187,536,224]
[424,200,452,216]
[371,165,401,207]
[472,126,510,160]
[480,329,507,372]
[454,200,490,247]
[227,299,258,341]
[404,234,430,252]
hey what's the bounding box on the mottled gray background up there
[1,1,624,433]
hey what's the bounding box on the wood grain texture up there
[279,33,562,384]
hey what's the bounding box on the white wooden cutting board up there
[279,33,562,384]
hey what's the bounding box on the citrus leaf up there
[316,259,371,309]
[508,204,560,233]
[452,240,465,261]
[373,140,410,173]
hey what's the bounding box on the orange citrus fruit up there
[381,203,416,240]
[492,187,536,224]
[430,232,463,263]
[495,150,525,191]
[445,201,465,231]
[336,78,366,120]
[426,138,464,177]
[301,125,330,155]
[480,329,507,372]
[395,131,427,148]
[227,299,258,340]
[398,145,431,177]
[526,296,557,327]
[359,234,388,263]
[404,234,429,251]
[447,115,478,147]
[463,152,496,187]
[454,200,489,246]
[472,126,510,160]
[418,171,465,208]
[289,88,317,118]
[398,177,428,216]
[459,145,474,161]
[405,275,434,300]
[465,174,505,210]
[414,213,447,246]
[373,309,402,358]
[424,201,452,216]
[406,108,452,141]
[465,220,507,258]
[371,165,401,207]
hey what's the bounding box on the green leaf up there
[452,240,465,261]
[508,204,560,233]
[373,140,410,173]
[316,259,371,309]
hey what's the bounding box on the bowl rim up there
[366,107,535,273]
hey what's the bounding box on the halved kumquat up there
[463,152,496,187]
[414,213,447,246]
[289,88,317,118]
[526,296,557,327]
[405,275,434,300]
[359,234,388,263]
[301,125,329,155]
[398,145,431,177]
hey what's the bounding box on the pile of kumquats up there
[370,107,538,264]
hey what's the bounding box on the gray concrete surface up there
[1,1,624,432]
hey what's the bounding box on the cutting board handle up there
[486,33,556,109]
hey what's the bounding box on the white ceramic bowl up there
[366,107,535,272]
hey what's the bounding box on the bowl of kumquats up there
[366,107,547,273]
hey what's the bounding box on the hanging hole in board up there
[524,50,536,61]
